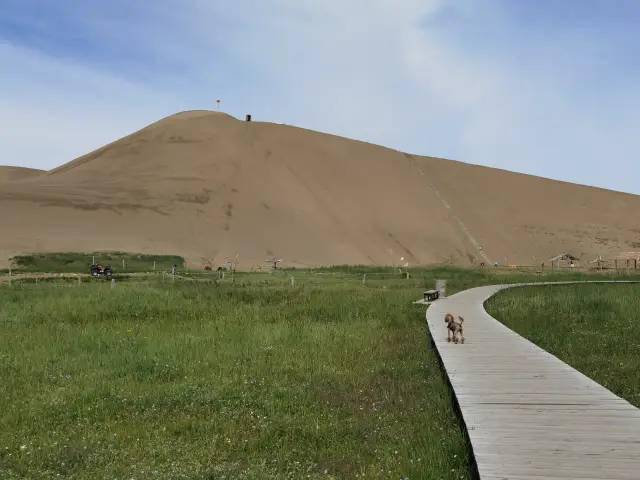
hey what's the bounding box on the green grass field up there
[8,252,185,274]
[486,283,640,407]
[3,267,640,479]
[0,276,472,479]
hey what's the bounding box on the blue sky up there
[1,0,638,194]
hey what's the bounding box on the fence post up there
[153,261,156,271]
[362,273,367,285]
[290,275,295,287]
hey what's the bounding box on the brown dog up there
[444,313,465,344]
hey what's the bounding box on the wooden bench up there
[423,289,440,302]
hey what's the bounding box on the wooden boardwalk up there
[426,283,640,480]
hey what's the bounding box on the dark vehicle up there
[90,264,113,278]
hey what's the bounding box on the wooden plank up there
[426,282,640,480]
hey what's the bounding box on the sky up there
[1,0,639,194]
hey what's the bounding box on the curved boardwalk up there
[426,283,640,480]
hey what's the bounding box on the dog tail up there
[458,316,464,323]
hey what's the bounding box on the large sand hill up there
[0,166,45,182]
[1,110,638,269]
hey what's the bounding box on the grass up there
[0,277,471,479]
[486,283,640,407]
[8,252,185,274]
[3,268,640,479]
[182,265,640,296]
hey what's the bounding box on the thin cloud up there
[0,1,638,193]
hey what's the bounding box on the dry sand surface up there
[1,110,639,269]
[0,166,45,182]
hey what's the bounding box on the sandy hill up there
[0,166,45,182]
[1,110,639,269]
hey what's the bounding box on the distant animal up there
[444,313,465,344]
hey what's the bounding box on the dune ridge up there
[1,110,638,269]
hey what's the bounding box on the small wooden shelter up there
[548,253,579,269]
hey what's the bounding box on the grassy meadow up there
[2,266,640,479]
[486,283,640,407]
[0,275,472,479]
[8,252,185,274]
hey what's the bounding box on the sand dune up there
[0,166,45,183]
[1,110,638,269]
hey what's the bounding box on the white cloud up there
[0,42,177,169]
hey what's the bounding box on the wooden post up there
[362,273,367,285]
[122,258,126,271]
[290,275,295,287]
[92,255,95,265]
[153,261,156,271]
